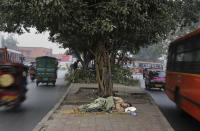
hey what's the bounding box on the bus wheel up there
[174,86,180,107]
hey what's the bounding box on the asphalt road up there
[0,70,68,131]
[137,74,200,131]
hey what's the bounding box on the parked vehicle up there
[36,56,58,86]
[145,70,166,90]
[0,48,28,107]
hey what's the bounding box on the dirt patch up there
[61,87,98,105]
[75,87,98,96]
[61,87,150,107]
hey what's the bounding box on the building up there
[52,54,64,61]
[18,47,53,63]
[52,54,73,68]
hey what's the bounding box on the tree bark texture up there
[95,44,113,97]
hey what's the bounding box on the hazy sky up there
[4,28,66,54]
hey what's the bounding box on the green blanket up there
[77,96,115,112]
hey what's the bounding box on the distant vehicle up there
[0,48,28,107]
[133,61,163,74]
[145,70,166,90]
[0,48,24,64]
[29,62,36,82]
[165,29,200,122]
[36,56,58,86]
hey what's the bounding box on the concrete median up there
[33,83,174,131]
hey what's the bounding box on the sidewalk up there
[33,83,173,131]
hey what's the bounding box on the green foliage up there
[0,0,199,61]
[179,0,200,27]
[65,69,96,84]
[133,44,164,62]
[65,66,138,86]
[0,0,193,52]
[112,65,138,86]
[0,0,198,93]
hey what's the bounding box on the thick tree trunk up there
[95,43,113,97]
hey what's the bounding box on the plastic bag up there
[125,107,136,112]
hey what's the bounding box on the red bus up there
[165,29,200,121]
[0,48,24,64]
[134,61,163,69]
[133,61,163,74]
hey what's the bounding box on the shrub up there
[66,66,138,86]
[65,68,96,84]
[112,66,139,86]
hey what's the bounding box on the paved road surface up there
[0,70,68,131]
[136,74,200,131]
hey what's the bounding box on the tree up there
[4,34,19,50]
[0,33,18,50]
[134,0,200,63]
[66,47,94,70]
[133,45,163,63]
[0,0,199,96]
[179,0,200,27]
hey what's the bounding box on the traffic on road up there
[0,69,68,131]
[138,74,200,131]
[0,3,200,130]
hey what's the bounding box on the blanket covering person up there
[77,96,130,112]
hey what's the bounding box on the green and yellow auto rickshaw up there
[36,56,58,86]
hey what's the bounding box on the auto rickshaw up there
[36,56,58,86]
[0,64,28,107]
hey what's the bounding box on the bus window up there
[167,46,176,71]
[0,50,5,63]
[193,50,200,62]
[177,45,183,53]
[176,52,184,62]
[183,52,195,62]
[7,53,9,62]
[0,48,23,64]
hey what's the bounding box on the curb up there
[32,84,72,131]
[139,77,173,130]
[146,93,174,131]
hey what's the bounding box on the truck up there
[36,56,58,86]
